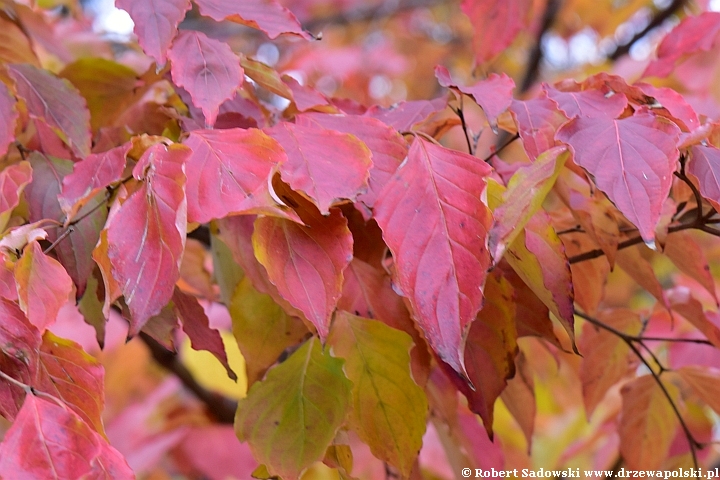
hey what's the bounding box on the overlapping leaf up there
[183,128,289,223]
[364,98,447,131]
[194,0,312,39]
[8,64,91,157]
[235,338,351,479]
[0,161,31,233]
[229,277,308,386]
[676,366,720,415]
[15,241,73,332]
[664,231,717,304]
[373,136,493,377]
[510,93,568,160]
[460,0,531,64]
[544,83,628,119]
[328,312,427,477]
[687,144,720,212]
[619,375,678,469]
[268,122,372,214]
[0,82,17,157]
[116,0,190,65]
[103,143,189,334]
[0,395,132,479]
[252,208,352,341]
[169,31,243,126]
[556,111,680,244]
[296,113,408,212]
[579,309,641,416]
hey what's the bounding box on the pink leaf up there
[104,144,189,334]
[194,0,311,39]
[168,31,243,126]
[435,66,515,125]
[364,98,447,131]
[544,83,628,119]
[556,111,680,244]
[0,82,18,157]
[510,93,569,160]
[116,0,190,65]
[373,136,493,377]
[461,0,531,64]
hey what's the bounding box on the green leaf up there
[229,277,308,386]
[328,312,428,477]
[235,337,351,479]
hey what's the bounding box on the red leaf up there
[373,136,493,377]
[510,93,568,160]
[15,241,73,332]
[252,208,353,340]
[168,31,243,127]
[544,83,628,119]
[183,128,290,223]
[364,98,447,131]
[105,143,189,334]
[556,111,680,244]
[173,289,236,380]
[643,12,720,78]
[116,0,190,65]
[687,144,720,212]
[283,75,328,111]
[25,153,104,297]
[0,82,18,157]
[8,64,91,157]
[268,122,372,214]
[194,0,311,39]
[0,299,39,420]
[461,0,530,64]
[296,113,408,213]
[634,83,700,132]
[0,395,133,479]
[435,66,515,125]
[59,142,130,219]
[0,161,32,232]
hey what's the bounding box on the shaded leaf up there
[173,288,236,381]
[183,128,289,223]
[104,143,189,334]
[169,30,243,126]
[194,0,311,40]
[268,122,372,214]
[328,312,427,477]
[373,136,493,377]
[567,190,620,268]
[579,309,642,416]
[235,337,351,480]
[15,241,73,332]
[556,111,680,244]
[499,350,535,447]
[545,82,628,119]
[0,395,133,479]
[0,82,17,157]
[664,231,717,304]
[229,277,308,386]
[252,208,353,341]
[619,375,678,470]
[116,0,190,65]
[489,146,568,261]
[364,98,447,131]
[8,64,91,157]
[435,66,515,125]
[0,161,32,233]
[667,287,720,349]
[296,113,408,213]
[240,55,294,99]
[615,245,667,307]
[676,366,720,415]
[461,0,531,64]
[0,16,39,66]
[687,144,720,212]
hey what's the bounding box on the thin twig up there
[303,0,447,31]
[453,97,475,155]
[607,0,687,61]
[139,333,237,424]
[482,133,520,163]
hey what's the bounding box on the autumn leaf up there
[373,136,493,377]
[0,82,18,158]
[194,0,312,40]
[0,395,132,479]
[235,337,351,479]
[556,110,680,244]
[619,375,678,469]
[169,31,243,127]
[0,161,31,233]
[687,144,720,212]
[461,0,531,64]
[8,64,91,157]
[116,0,190,65]
[328,312,427,477]
[252,208,353,341]
[510,93,568,160]
[104,143,190,334]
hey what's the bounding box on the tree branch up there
[519,0,563,93]
[139,333,237,424]
[607,0,687,61]
[303,0,448,32]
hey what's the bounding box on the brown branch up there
[303,0,447,32]
[574,310,701,468]
[139,333,237,424]
[607,0,687,61]
[519,0,563,93]
[482,133,520,164]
